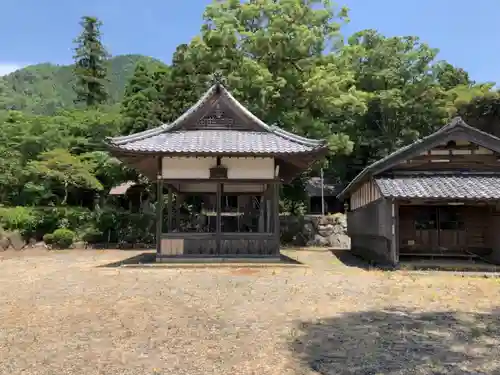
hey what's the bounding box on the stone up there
[0,237,9,251]
[302,222,314,237]
[333,225,344,235]
[32,241,46,248]
[8,231,25,251]
[328,233,351,249]
[334,214,347,228]
[318,216,330,226]
[317,224,335,237]
[73,241,86,249]
[281,213,350,248]
[307,234,330,247]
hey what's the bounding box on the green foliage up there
[120,62,165,134]
[73,16,110,107]
[80,227,103,244]
[0,207,38,237]
[51,228,76,249]
[26,149,103,205]
[93,208,156,244]
[0,55,165,114]
[42,233,54,245]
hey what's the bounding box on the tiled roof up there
[107,83,327,155]
[375,175,500,199]
[110,129,323,154]
[337,117,500,199]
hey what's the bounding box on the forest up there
[1,0,499,248]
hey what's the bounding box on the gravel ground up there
[1,249,500,375]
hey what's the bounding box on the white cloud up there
[0,64,25,76]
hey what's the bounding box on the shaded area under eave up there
[375,175,500,200]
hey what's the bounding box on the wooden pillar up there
[216,182,222,254]
[175,192,180,232]
[391,199,399,265]
[273,182,280,256]
[167,186,173,232]
[156,157,163,257]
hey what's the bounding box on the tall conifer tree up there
[120,62,162,134]
[73,16,109,107]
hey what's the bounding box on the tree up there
[434,61,473,91]
[73,16,109,107]
[335,30,451,181]
[120,62,161,134]
[164,0,363,150]
[27,149,103,205]
[455,90,500,137]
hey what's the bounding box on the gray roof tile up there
[338,117,500,199]
[114,130,320,154]
[108,83,327,155]
[375,175,500,199]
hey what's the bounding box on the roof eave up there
[337,117,500,200]
[106,146,328,158]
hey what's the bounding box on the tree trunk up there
[62,182,69,205]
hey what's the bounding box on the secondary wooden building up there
[337,117,500,266]
[107,82,328,260]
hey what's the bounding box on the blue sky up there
[1,0,499,84]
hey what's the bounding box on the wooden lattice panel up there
[198,115,235,128]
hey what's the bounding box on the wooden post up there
[391,199,399,266]
[273,182,280,256]
[156,157,163,257]
[175,192,180,232]
[216,182,222,255]
[167,186,173,233]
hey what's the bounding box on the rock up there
[328,233,351,249]
[334,214,347,228]
[317,224,335,237]
[317,216,330,226]
[281,213,350,248]
[8,231,25,251]
[332,225,344,235]
[32,241,46,248]
[307,234,330,247]
[73,241,86,249]
[0,237,9,251]
[302,222,314,237]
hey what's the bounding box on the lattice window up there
[198,103,235,128]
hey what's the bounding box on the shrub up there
[80,227,103,243]
[0,207,39,237]
[93,208,155,244]
[36,207,92,237]
[0,206,93,240]
[52,228,75,249]
[43,233,54,245]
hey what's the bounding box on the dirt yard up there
[1,249,500,375]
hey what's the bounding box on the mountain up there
[0,54,167,115]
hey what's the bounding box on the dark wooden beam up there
[216,182,222,254]
[156,158,163,257]
[273,182,281,255]
[167,186,173,233]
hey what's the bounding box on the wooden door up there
[414,207,439,251]
[437,206,466,251]
[399,206,438,252]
